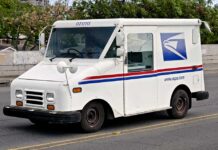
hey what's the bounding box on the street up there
[0,73,218,150]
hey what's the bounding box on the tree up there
[0,0,217,48]
[0,0,75,50]
[0,0,32,49]
[72,0,218,44]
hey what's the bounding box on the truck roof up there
[53,18,201,28]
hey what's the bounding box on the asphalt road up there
[0,73,218,150]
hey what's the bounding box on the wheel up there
[167,89,190,119]
[81,102,105,132]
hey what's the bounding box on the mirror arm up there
[63,70,72,98]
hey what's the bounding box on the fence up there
[0,51,43,83]
[202,44,218,73]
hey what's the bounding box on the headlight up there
[46,93,55,102]
[15,90,23,100]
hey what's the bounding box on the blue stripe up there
[79,68,203,85]
[124,73,157,81]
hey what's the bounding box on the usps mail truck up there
[4,19,209,132]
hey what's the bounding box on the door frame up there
[123,25,158,116]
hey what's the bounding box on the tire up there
[81,102,105,132]
[167,89,190,119]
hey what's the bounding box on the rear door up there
[124,26,158,115]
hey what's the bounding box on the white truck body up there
[4,19,209,131]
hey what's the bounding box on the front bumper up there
[3,106,81,124]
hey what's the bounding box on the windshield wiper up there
[49,56,58,62]
[69,53,84,62]
[69,57,75,62]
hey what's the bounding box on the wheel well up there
[171,85,192,109]
[83,99,115,120]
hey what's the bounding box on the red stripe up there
[157,65,203,72]
[84,65,203,80]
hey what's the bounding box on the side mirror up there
[202,21,212,33]
[39,33,46,55]
[116,32,125,47]
[57,61,78,74]
[57,61,67,73]
[69,63,78,73]
[117,47,125,57]
[39,25,52,55]
[39,33,45,46]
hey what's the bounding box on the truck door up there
[124,26,158,115]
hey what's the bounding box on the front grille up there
[26,95,43,100]
[26,91,42,96]
[26,100,43,105]
[25,90,44,106]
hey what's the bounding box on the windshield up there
[46,27,115,59]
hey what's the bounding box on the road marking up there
[10,113,218,150]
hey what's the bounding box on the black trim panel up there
[192,91,209,101]
[3,106,81,124]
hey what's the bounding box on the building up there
[20,0,49,6]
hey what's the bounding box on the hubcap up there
[86,108,99,127]
[176,97,186,112]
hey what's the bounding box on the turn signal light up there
[72,87,82,93]
[47,105,55,110]
[16,101,23,106]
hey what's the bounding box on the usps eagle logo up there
[161,33,187,61]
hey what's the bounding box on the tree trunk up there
[22,36,30,51]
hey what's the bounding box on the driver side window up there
[127,33,153,72]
